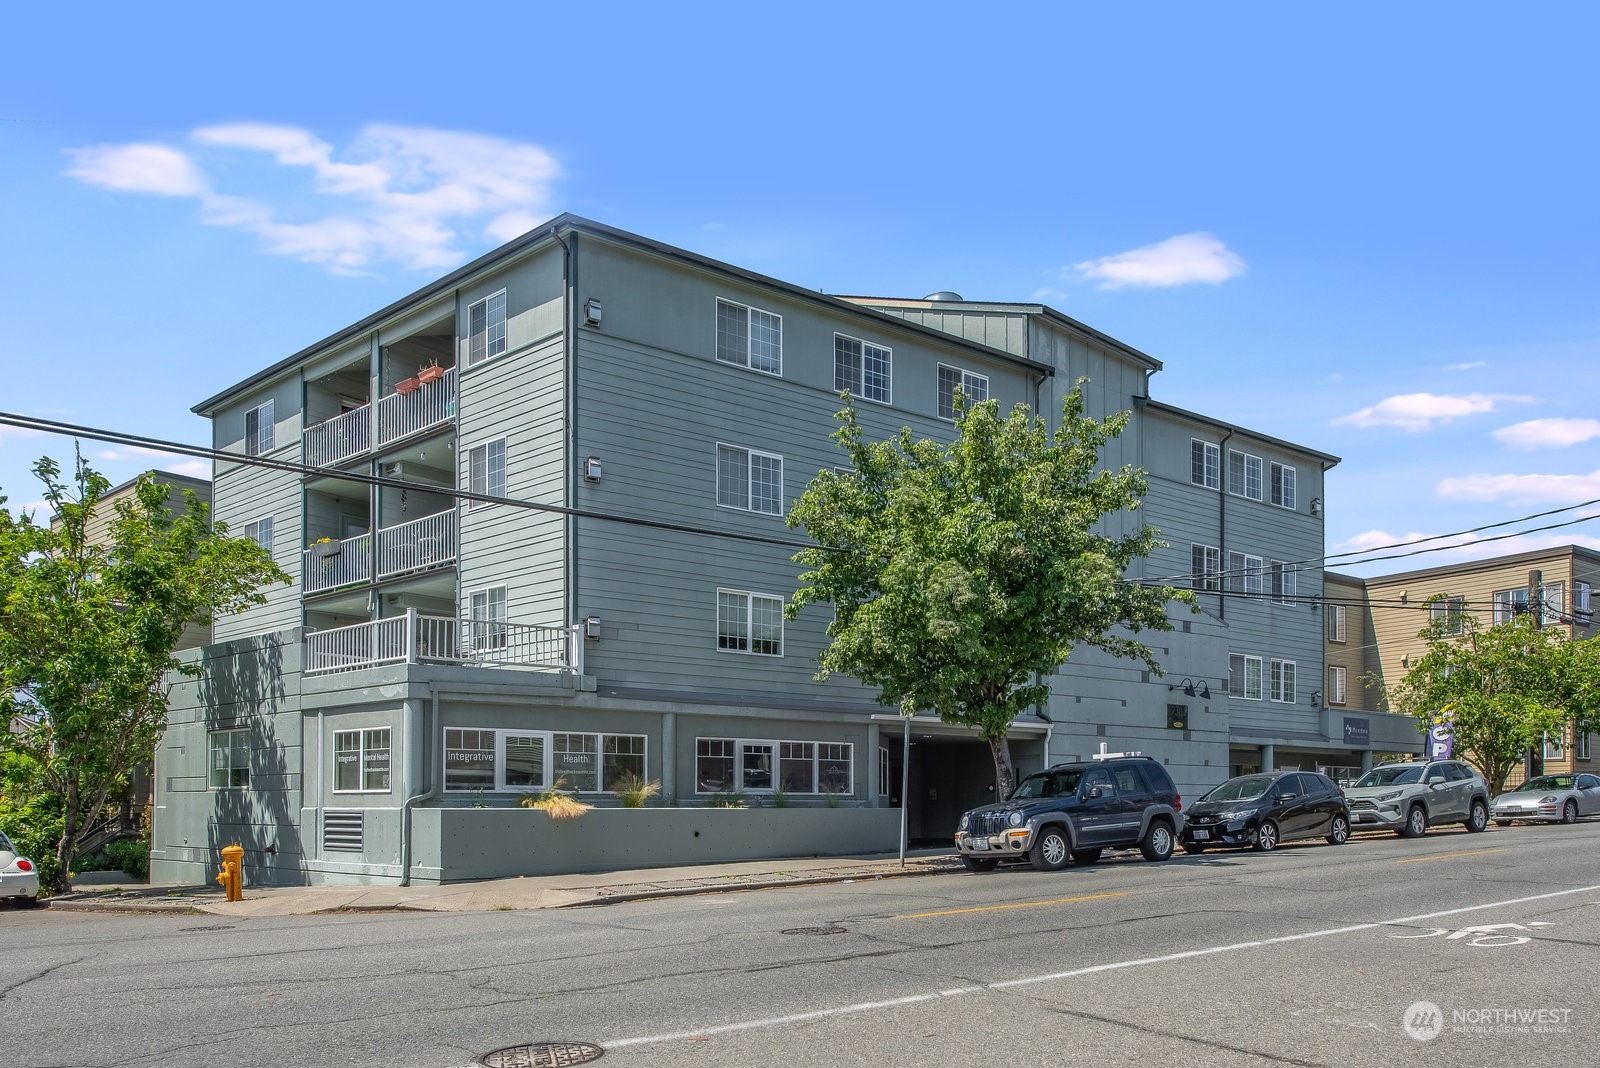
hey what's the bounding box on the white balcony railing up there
[303,534,372,593]
[376,510,457,579]
[305,609,582,676]
[303,406,372,468]
[378,366,456,446]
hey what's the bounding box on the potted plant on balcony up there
[395,377,421,395]
[417,361,446,384]
[309,536,340,558]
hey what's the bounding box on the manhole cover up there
[180,924,236,932]
[781,924,846,936]
[479,1041,604,1067]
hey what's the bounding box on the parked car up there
[1344,759,1490,837]
[1179,771,1350,853]
[954,755,1181,872]
[1491,773,1600,825]
[0,832,40,907]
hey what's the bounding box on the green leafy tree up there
[786,384,1192,799]
[0,455,288,893]
[1388,604,1592,793]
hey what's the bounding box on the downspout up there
[549,226,577,632]
[1217,427,1234,621]
[398,686,441,886]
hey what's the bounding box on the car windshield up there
[1011,768,1083,799]
[0,832,12,852]
[1202,774,1276,802]
[1353,766,1423,787]
[1512,775,1574,792]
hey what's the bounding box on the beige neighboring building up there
[1328,545,1600,782]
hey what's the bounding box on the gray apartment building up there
[152,216,1401,887]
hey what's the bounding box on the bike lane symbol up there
[1390,921,1554,947]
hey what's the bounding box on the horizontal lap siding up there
[212,449,303,640]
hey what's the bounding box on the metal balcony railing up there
[303,406,372,468]
[378,366,456,446]
[303,533,372,593]
[304,609,582,676]
[376,510,457,579]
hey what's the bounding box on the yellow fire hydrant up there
[216,843,244,902]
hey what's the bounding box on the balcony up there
[304,610,583,676]
[304,510,457,594]
[302,366,457,468]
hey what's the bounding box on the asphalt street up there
[7,821,1598,1068]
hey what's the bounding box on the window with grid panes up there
[717,589,783,655]
[1270,659,1297,703]
[936,364,989,419]
[834,334,891,403]
[245,400,275,456]
[1270,561,1296,604]
[716,444,783,515]
[467,439,506,506]
[1191,440,1220,489]
[1192,544,1221,592]
[1229,450,1262,500]
[468,291,507,366]
[1229,654,1262,700]
[1270,462,1296,509]
[715,298,782,374]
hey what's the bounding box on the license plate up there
[1192,829,1210,841]
[971,838,989,851]
[1352,813,1367,822]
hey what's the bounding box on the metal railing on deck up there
[303,406,372,468]
[378,366,456,446]
[303,533,372,593]
[304,609,581,675]
[376,510,456,578]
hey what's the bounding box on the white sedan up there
[1491,773,1600,825]
[0,831,40,907]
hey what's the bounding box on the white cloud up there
[1074,232,1245,290]
[1436,468,1600,506]
[1334,528,1600,571]
[93,446,209,479]
[66,143,208,196]
[1031,287,1072,304]
[1333,529,1483,557]
[67,124,563,275]
[1493,418,1600,451]
[1331,392,1533,432]
[1446,360,1487,371]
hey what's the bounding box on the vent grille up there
[323,809,365,853]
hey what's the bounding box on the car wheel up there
[1494,819,1513,827]
[1254,819,1280,852]
[1400,805,1428,838]
[1029,826,1070,872]
[1466,800,1488,833]
[1181,842,1207,855]
[961,854,999,873]
[1071,848,1102,866]
[1327,814,1350,845]
[1562,800,1578,825]
[1140,820,1174,862]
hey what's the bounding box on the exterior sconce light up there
[1310,690,1323,708]
[1310,497,1323,517]
[584,299,603,326]
[1169,677,1211,700]
[583,456,603,482]
[583,616,602,640]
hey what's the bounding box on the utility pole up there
[1526,569,1543,780]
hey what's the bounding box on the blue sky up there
[3,2,1598,576]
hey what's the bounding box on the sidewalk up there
[45,850,965,917]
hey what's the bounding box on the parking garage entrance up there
[875,715,1049,847]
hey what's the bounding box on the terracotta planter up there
[396,377,421,395]
[418,364,446,384]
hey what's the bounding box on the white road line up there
[602,882,1600,1050]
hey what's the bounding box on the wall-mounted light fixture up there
[1310,497,1323,517]
[1168,677,1211,700]
[584,298,603,326]
[583,456,603,482]
[583,616,602,640]
[1310,690,1323,708]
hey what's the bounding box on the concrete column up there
[866,721,881,807]
[1260,744,1275,773]
[661,712,676,804]
[1361,750,1374,773]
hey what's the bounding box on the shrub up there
[0,788,63,893]
[706,787,746,809]
[612,774,661,808]
[105,837,150,880]
[519,777,592,820]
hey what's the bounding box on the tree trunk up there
[986,733,1016,801]
[53,791,81,895]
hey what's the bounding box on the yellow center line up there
[897,890,1135,919]
[1396,848,1507,865]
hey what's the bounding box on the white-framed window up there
[243,516,273,552]
[467,437,507,507]
[1270,561,1297,605]
[715,298,782,375]
[1430,596,1465,635]
[444,727,648,793]
[1576,581,1592,624]
[1227,551,1265,595]
[1544,728,1565,761]
[1229,654,1263,700]
[1541,581,1565,625]
[1325,603,1347,643]
[333,728,391,793]
[1578,731,1592,761]
[467,586,507,651]
[696,737,853,795]
[467,290,508,367]
[1270,659,1297,703]
[1327,665,1348,706]
[1191,544,1221,592]
[209,728,251,789]
[1191,440,1220,490]
[936,364,989,419]
[834,333,891,404]
[245,400,275,456]
[1270,462,1296,510]
[717,589,784,656]
[1228,450,1263,500]
[716,444,784,515]
[1492,587,1529,624]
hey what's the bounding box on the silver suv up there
[1344,759,1490,837]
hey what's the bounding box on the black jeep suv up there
[954,756,1182,872]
